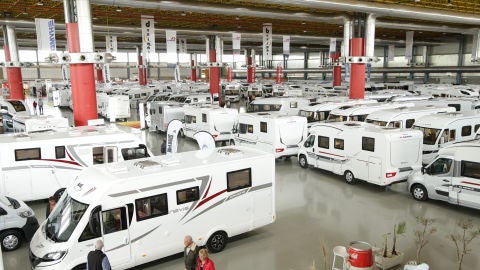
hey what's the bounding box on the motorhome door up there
[101,206,132,269]
[368,156,382,184]
[425,157,453,201]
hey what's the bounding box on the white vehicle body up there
[0,99,31,117]
[183,106,238,142]
[224,84,241,102]
[272,84,287,97]
[97,93,131,121]
[29,147,275,270]
[12,115,69,133]
[0,126,152,201]
[183,93,213,105]
[408,142,480,210]
[416,84,480,98]
[298,122,423,186]
[149,103,185,132]
[247,84,263,98]
[262,84,274,97]
[365,106,456,129]
[248,97,310,116]
[412,98,480,112]
[284,84,304,97]
[299,99,377,127]
[52,88,71,108]
[235,113,308,158]
[412,111,480,164]
[327,103,414,122]
[388,95,432,102]
[125,88,155,108]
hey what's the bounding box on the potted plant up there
[404,216,436,268]
[375,222,406,269]
[448,219,480,270]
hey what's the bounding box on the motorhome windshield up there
[247,103,282,112]
[328,114,346,122]
[366,119,388,126]
[225,90,239,95]
[45,194,89,242]
[248,90,263,97]
[8,101,26,112]
[413,126,441,145]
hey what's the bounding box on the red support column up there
[209,49,220,97]
[275,64,282,84]
[138,54,146,85]
[349,38,366,99]
[191,59,197,82]
[66,22,97,126]
[96,65,104,83]
[331,52,342,87]
[247,56,254,83]
[227,67,232,82]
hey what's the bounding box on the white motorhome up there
[96,93,131,122]
[182,106,238,144]
[247,84,263,99]
[0,126,152,201]
[298,122,423,186]
[299,99,377,127]
[0,99,31,117]
[29,147,275,270]
[12,115,69,133]
[235,113,308,158]
[262,84,274,97]
[272,84,287,97]
[224,84,241,102]
[327,103,414,122]
[248,97,310,116]
[407,141,480,210]
[149,103,186,132]
[412,111,480,164]
[365,106,456,129]
[416,84,480,98]
[52,88,71,108]
[124,88,155,108]
[412,98,480,112]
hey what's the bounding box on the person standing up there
[161,139,167,154]
[87,240,111,270]
[32,100,37,115]
[45,196,56,218]
[38,98,44,115]
[195,249,215,270]
[184,235,199,270]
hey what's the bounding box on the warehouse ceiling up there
[0,0,479,51]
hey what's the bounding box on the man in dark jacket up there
[87,240,111,270]
[184,235,199,270]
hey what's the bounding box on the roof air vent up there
[344,122,361,127]
[134,160,161,169]
[217,148,243,157]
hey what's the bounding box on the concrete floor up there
[3,101,480,270]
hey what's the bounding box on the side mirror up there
[421,166,426,174]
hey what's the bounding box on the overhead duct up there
[365,14,376,58]
[233,66,480,74]
[472,29,480,62]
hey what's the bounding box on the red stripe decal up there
[195,189,227,210]
[66,150,74,161]
[461,181,480,187]
[318,151,345,158]
[202,180,212,199]
[41,159,82,167]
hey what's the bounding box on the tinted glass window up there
[227,168,252,192]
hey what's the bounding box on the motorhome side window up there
[227,168,252,192]
[449,130,456,141]
[304,135,315,147]
[177,187,200,205]
[134,94,141,98]
[447,104,461,111]
[202,114,207,123]
[239,123,253,134]
[290,101,298,108]
[135,194,168,221]
[461,126,472,137]
[475,124,480,133]
[15,148,41,161]
[260,122,267,133]
[102,208,128,235]
[150,109,155,115]
[406,119,415,128]
[186,115,196,124]
[362,137,375,152]
[334,138,344,150]
[461,161,480,179]
[318,136,329,149]
[55,146,66,159]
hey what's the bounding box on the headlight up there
[42,251,67,262]
[18,210,33,218]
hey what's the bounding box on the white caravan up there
[96,93,131,122]
[272,84,287,97]
[365,105,456,128]
[327,103,414,122]
[407,141,480,210]
[235,113,308,158]
[247,97,311,116]
[124,88,155,108]
[52,88,71,108]
[29,146,275,270]
[0,99,31,117]
[298,122,423,186]
[12,115,69,133]
[149,103,185,132]
[416,84,480,98]
[247,84,264,98]
[183,106,238,143]
[412,98,480,112]
[412,111,480,164]
[0,126,152,201]
[299,99,377,127]
[224,84,241,102]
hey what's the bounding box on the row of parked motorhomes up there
[1,80,480,270]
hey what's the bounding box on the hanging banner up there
[232,32,241,54]
[215,36,223,64]
[283,35,290,56]
[35,18,56,51]
[329,38,337,54]
[166,30,177,62]
[205,38,210,63]
[179,39,187,54]
[106,35,117,53]
[193,131,216,151]
[405,31,414,60]
[174,64,181,82]
[141,15,155,56]
[166,119,183,154]
[388,44,395,61]
[263,23,273,61]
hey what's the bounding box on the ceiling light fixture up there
[447,0,452,6]
[116,6,122,12]
[301,22,306,25]
[36,0,43,6]
[181,11,186,16]
[235,17,240,20]
[414,0,420,3]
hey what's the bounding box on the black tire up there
[344,170,357,185]
[206,231,228,253]
[72,264,87,270]
[411,184,428,201]
[229,139,235,146]
[54,188,66,202]
[298,155,308,168]
[0,230,22,251]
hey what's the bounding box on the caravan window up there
[239,123,253,134]
[55,146,66,159]
[227,168,252,192]
[290,101,298,108]
[150,109,156,115]
[304,135,315,148]
[15,148,41,161]
[102,208,128,235]
[185,115,196,124]
[406,119,415,128]
[79,207,101,242]
[202,113,207,123]
[135,193,168,221]
[318,136,330,149]
[475,124,480,133]
[334,138,344,150]
[176,187,200,205]
[461,161,480,179]
[449,130,456,141]
[134,94,141,98]
[260,122,267,133]
[461,126,472,137]
[362,137,375,152]
[121,145,150,160]
[141,93,147,97]
[158,106,163,114]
